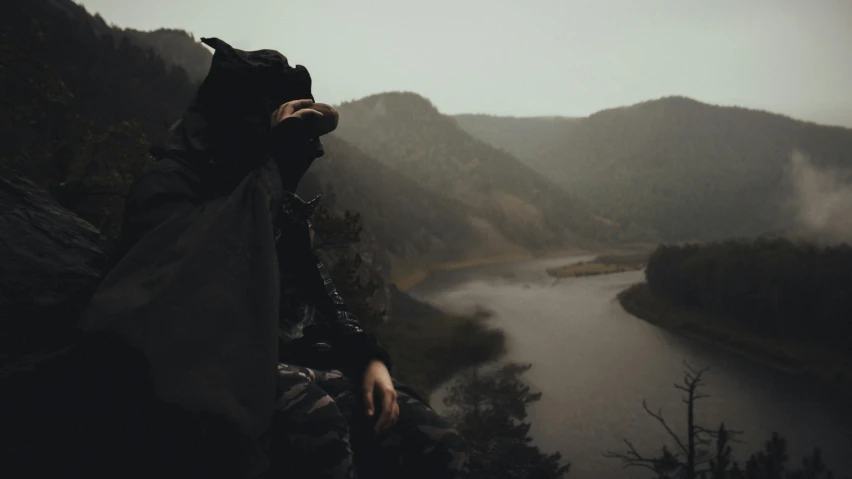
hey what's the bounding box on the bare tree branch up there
[606,363,722,479]
[603,439,681,474]
[642,400,689,456]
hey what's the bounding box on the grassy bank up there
[392,252,539,292]
[547,262,643,278]
[393,248,592,292]
[378,311,506,398]
[618,283,852,393]
[547,251,649,278]
[392,268,432,292]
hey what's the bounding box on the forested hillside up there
[300,135,522,267]
[0,0,204,148]
[120,28,211,83]
[0,0,198,237]
[334,92,628,247]
[457,97,852,242]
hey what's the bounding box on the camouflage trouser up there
[269,364,467,479]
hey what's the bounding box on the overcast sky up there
[78,0,852,127]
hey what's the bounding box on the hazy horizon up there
[78,0,852,127]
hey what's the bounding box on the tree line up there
[645,238,852,350]
[1,0,195,239]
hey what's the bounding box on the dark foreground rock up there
[0,169,108,372]
[0,169,104,476]
[0,170,248,479]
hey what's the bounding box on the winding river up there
[411,255,852,478]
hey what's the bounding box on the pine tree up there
[443,363,571,479]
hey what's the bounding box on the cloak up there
[79,38,315,450]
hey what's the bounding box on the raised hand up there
[271,99,338,136]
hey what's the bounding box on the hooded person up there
[77,37,341,476]
[78,38,466,479]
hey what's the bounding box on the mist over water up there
[790,150,852,243]
[414,256,852,478]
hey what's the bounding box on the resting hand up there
[362,360,399,434]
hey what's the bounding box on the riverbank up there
[547,262,642,277]
[618,283,852,394]
[546,251,649,278]
[379,309,506,398]
[393,248,590,291]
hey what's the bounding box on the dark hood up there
[158,38,320,190]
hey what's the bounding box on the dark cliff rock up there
[0,169,248,478]
[0,168,107,375]
[1,169,107,476]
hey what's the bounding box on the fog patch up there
[789,150,852,244]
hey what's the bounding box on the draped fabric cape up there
[79,160,285,440]
[79,38,316,447]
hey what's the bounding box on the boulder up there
[0,169,110,476]
[0,168,107,375]
[0,169,247,478]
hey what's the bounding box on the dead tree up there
[604,362,741,479]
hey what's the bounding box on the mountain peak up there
[337,91,441,117]
[588,95,707,119]
[647,95,703,106]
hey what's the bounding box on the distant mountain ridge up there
[22,0,212,84]
[456,96,852,242]
[300,135,523,268]
[120,28,212,83]
[334,92,619,249]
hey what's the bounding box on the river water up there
[410,255,852,478]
